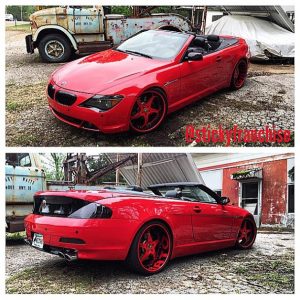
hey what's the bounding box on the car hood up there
[52,49,169,94]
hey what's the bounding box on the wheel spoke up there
[146,231,153,243]
[141,114,149,129]
[131,111,143,120]
[147,95,156,107]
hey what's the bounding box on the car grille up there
[47,84,55,99]
[55,91,77,106]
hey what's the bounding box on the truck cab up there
[26,5,192,63]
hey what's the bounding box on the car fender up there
[33,25,78,50]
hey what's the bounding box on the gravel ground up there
[6,231,294,294]
[5,29,295,147]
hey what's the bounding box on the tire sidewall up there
[236,217,257,250]
[130,89,167,134]
[230,59,248,90]
[126,220,172,275]
[39,34,72,63]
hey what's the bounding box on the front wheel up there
[38,34,72,63]
[130,89,167,134]
[230,59,248,89]
[235,217,257,249]
[126,221,172,275]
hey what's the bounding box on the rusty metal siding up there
[105,14,191,44]
[5,165,46,218]
[106,153,204,189]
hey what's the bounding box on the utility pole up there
[136,153,143,187]
[116,154,120,185]
[20,6,23,21]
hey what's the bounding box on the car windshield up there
[152,185,218,204]
[116,30,190,60]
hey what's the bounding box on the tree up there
[6,6,36,21]
[40,153,66,181]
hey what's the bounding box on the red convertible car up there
[24,183,256,275]
[47,29,250,133]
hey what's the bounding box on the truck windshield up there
[116,30,189,60]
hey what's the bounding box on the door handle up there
[193,206,202,213]
[216,56,222,62]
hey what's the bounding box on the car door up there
[179,53,218,101]
[188,187,234,242]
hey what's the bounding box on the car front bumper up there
[47,81,134,134]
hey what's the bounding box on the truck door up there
[68,6,103,34]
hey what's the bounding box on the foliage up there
[40,153,66,181]
[6,6,36,21]
[86,154,126,185]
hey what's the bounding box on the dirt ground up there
[5,231,294,294]
[5,29,295,147]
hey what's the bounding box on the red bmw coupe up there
[24,183,257,275]
[47,29,250,134]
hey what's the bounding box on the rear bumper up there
[25,34,34,54]
[24,214,140,260]
[47,81,134,134]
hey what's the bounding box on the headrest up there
[165,190,180,198]
[192,37,206,48]
[207,35,220,42]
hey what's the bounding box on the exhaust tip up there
[64,253,77,262]
[57,251,66,259]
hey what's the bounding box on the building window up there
[288,184,294,213]
[241,182,259,215]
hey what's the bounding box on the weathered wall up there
[222,159,288,226]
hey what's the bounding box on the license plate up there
[32,233,44,249]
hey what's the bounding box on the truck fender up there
[33,25,78,50]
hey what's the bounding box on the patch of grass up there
[6,231,26,240]
[13,134,41,146]
[6,23,31,33]
[6,82,46,112]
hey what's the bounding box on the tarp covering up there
[206,15,295,60]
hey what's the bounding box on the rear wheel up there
[130,89,167,133]
[38,34,72,63]
[235,217,257,249]
[230,59,248,89]
[126,221,172,275]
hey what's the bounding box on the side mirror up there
[187,52,203,61]
[220,197,230,205]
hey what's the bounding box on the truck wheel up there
[38,34,72,63]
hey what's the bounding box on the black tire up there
[235,217,257,250]
[230,59,248,90]
[126,221,172,275]
[38,34,72,63]
[129,88,167,134]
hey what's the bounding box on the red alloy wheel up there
[231,60,247,89]
[130,90,166,133]
[236,218,256,249]
[137,224,171,273]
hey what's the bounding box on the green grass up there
[6,231,26,240]
[6,23,31,32]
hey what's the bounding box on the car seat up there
[207,35,221,50]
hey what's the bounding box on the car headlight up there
[80,94,124,111]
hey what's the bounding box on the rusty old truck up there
[6,153,47,233]
[25,6,192,63]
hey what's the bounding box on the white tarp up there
[206,15,295,60]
